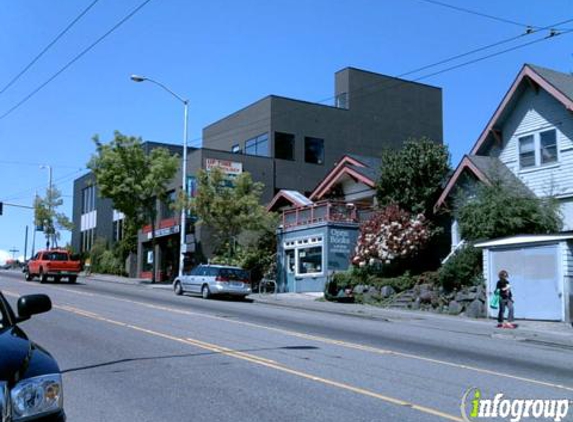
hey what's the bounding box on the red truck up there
[24,249,82,283]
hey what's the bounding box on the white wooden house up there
[435,64,573,321]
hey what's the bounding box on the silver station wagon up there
[173,264,252,299]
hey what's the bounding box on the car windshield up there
[45,252,69,261]
[219,268,249,281]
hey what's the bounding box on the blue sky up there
[0,0,571,260]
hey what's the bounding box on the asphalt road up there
[1,270,572,422]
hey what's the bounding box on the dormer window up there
[518,129,557,169]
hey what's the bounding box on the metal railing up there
[282,201,368,229]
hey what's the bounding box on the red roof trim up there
[267,190,308,211]
[434,156,491,212]
[471,65,573,155]
[309,155,365,200]
[312,166,376,201]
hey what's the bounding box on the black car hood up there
[0,326,60,385]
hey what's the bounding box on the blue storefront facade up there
[276,202,361,293]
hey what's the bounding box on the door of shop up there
[488,244,563,320]
[284,249,296,292]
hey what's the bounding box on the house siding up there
[494,87,573,230]
[499,88,573,197]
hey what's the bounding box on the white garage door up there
[489,244,563,321]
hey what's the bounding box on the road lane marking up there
[7,283,573,393]
[56,304,463,422]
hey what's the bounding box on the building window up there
[231,144,241,154]
[540,129,557,165]
[335,92,348,109]
[81,185,96,214]
[142,244,154,272]
[112,219,124,242]
[304,137,324,164]
[161,190,176,219]
[274,132,295,160]
[518,129,558,169]
[80,228,95,253]
[518,135,535,168]
[244,133,269,157]
[297,246,323,275]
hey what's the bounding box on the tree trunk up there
[150,216,156,284]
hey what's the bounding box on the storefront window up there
[297,246,323,275]
[142,245,154,272]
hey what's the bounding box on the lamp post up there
[40,165,53,249]
[131,75,189,278]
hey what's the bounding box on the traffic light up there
[0,202,3,215]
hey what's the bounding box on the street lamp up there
[131,75,189,278]
[40,165,53,249]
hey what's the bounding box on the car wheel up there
[174,281,183,296]
[24,271,33,281]
[201,284,211,299]
[68,276,77,284]
[39,269,47,284]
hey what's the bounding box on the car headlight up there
[11,374,63,420]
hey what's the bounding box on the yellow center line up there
[57,304,463,422]
[7,284,573,392]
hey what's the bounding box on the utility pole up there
[9,247,19,259]
[31,192,37,258]
[24,225,28,262]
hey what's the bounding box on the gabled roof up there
[267,190,313,212]
[434,155,532,211]
[471,64,573,155]
[310,154,381,200]
[436,63,572,211]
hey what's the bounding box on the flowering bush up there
[352,204,430,267]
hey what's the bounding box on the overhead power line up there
[0,0,155,121]
[189,19,573,147]
[0,168,86,203]
[416,0,537,29]
[0,159,85,169]
[0,0,101,96]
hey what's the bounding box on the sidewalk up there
[253,291,573,348]
[85,272,573,347]
[84,272,172,287]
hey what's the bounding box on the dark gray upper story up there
[202,67,443,194]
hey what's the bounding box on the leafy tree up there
[88,131,179,282]
[455,178,562,241]
[376,137,450,217]
[34,186,73,249]
[184,168,274,261]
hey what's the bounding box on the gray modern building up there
[204,67,442,196]
[72,66,443,280]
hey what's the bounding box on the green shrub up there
[438,244,482,291]
[89,237,126,276]
[97,250,124,275]
[324,271,355,301]
[366,272,417,293]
